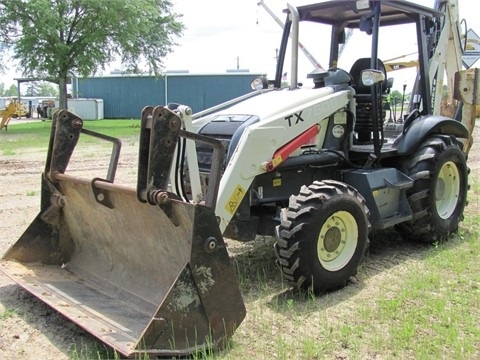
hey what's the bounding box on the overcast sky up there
[2,0,478,91]
[165,0,479,91]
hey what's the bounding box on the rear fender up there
[392,115,468,154]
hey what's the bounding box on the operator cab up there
[274,0,445,161]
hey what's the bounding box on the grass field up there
[1,120,479,360]
[0,119,141,156]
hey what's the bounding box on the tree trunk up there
[58,76,68,109]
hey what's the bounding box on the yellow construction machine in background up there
[0,98,28,130]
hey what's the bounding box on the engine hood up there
[192,86,338,132]
[216,86,335,119]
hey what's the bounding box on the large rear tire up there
[274,180,370,293]
[395,135,468,243]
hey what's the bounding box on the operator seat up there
[349,58,389,143]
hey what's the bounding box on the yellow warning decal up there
[225,185,247,215]
[273,178,282,187]
[271,155,283,168]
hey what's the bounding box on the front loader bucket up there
[0,109,245,358]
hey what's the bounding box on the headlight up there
[361,69,385,86]
[356,0,371,10]
[251,76,268,90]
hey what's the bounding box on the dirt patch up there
[0,122,479,359]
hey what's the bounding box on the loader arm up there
[213,88,352,233]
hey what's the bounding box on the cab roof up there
[294,0,444,28]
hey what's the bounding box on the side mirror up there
[361,69,385,86]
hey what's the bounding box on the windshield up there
[284,20,419,94]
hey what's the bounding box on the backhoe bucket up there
[0,109,245,358]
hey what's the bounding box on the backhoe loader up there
[0,98,28,129]
[1,0,479,357]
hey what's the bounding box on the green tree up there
[4,84,18,96]
[37,82,59,97]
[22,81,59,97]
[24,82,39,97]
[390,89,402,100]
[0,0,184,109]
[0,82,5,96]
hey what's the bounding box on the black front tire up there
[395,135,468,242]
[274,180,370,293]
